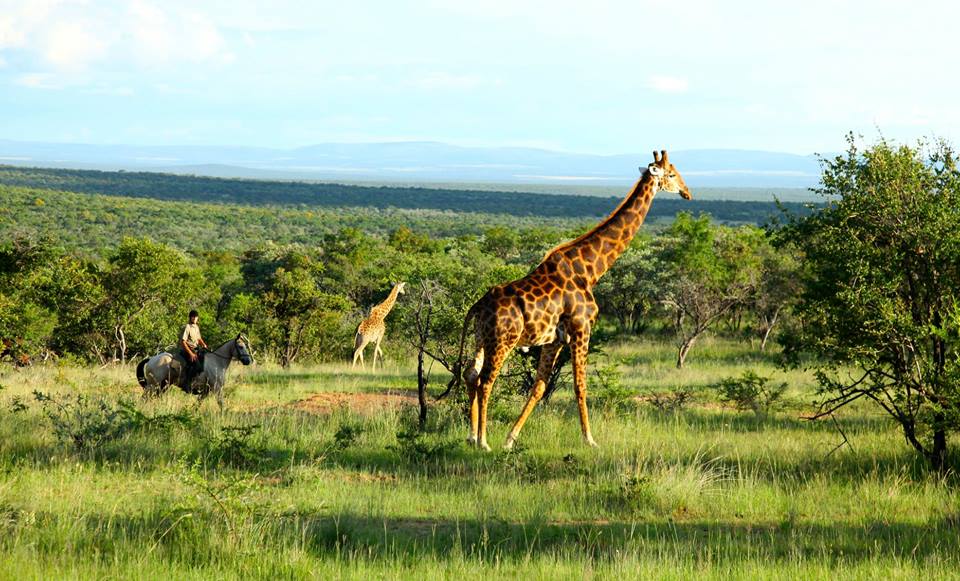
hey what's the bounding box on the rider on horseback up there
[180,310,208,390]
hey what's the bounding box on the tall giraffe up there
[353,282,406,369]
[460,151,691,450]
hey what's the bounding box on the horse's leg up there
[215,383,224,411]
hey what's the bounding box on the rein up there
[203,340,239,361]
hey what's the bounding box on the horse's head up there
[235,334,253,365]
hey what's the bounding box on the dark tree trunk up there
[417,346,428,429]
[932,427,947,473]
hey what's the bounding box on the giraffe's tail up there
[436,299,481,401]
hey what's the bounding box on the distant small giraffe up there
[458,151,692,450]
[353,282,406,369]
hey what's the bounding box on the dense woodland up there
[0,165,810,221]
[1,139,959,468]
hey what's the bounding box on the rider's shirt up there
[181,323,202,350]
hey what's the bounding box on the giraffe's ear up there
[648,164,664,176]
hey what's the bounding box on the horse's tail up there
[136,357,149,389]
[436,300,482,401]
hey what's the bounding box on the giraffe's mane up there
[539,173,648,264]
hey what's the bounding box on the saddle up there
[169,349,207,394]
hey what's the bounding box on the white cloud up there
[648,75,689,94]
[0,0,60,49]
[409,72,498,90]
[129,1,231,65]
[0,0,232,73]
[84,85,136,96]
[43,20,107,69]
[14,72,61,89]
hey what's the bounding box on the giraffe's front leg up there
[570,327,598,448]
[505,341,563,450]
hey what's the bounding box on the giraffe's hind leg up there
[352,336,369,369]
[476,340,514,451]
[465,347,484,446]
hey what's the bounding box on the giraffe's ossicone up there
[460,150,692,451]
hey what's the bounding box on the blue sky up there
[1,0,957,155]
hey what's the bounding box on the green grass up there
[1,339,957,579]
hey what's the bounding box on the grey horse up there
[137,334,253,410]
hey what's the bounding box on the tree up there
[782,137,960,471]
[658,214,759,367]
[594,236,659,335]
[0,236,59,362]
[748,238,802,351]
[101,238,201,364]
[238,247,352,367]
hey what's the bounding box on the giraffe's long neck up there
[371,285,402,320]
[557,173,658,285]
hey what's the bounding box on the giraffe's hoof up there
[480,441,492,452]
[466,436,477,446]
[585,437,599,448]
[503,438,515,451]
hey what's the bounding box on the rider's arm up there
[198,336,208,349]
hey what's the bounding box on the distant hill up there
[0,139,826,189]
[0,165,815,226]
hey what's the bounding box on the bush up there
[590,362,637,413]
[332,421,365,451]
[208,424,265,468]
[33,391,198,452]
[646,388,694,413]
[713,371,786,416]
[389,405,459,463]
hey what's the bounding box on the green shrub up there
[713,371,786,416]
[208,424,265,468]
[645,388,694,412]
[33,391,198,452]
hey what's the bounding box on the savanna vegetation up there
[1,138,959,578]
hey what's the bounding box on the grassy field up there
[1,339,957,579]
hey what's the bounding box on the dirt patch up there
[291,390,419,415]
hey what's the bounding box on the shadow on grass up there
[3,401,954,488]
[5,505,959,568]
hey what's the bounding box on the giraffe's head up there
[647,150,692,200]
[395,281,407,295]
